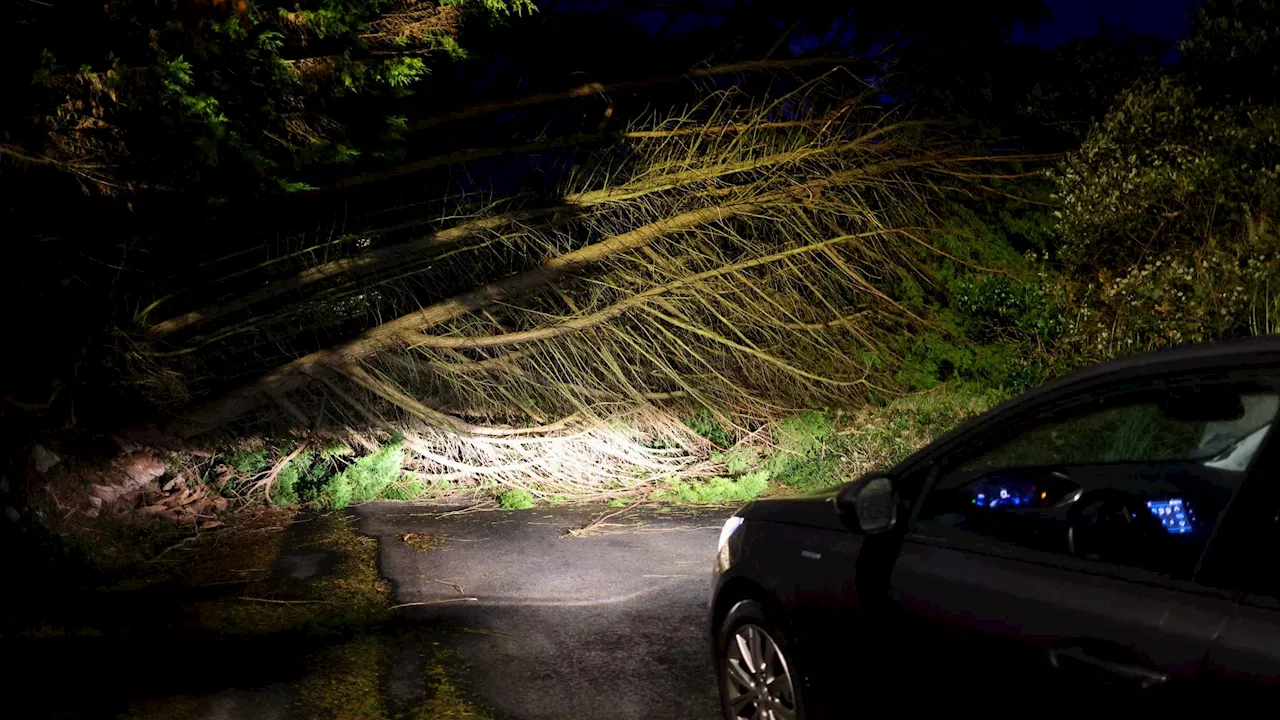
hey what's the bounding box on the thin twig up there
[390,598,479,610]
[236,597,336,605]
[565,500,649,538]
[431,578,466,594]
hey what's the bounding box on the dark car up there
[710,336,1280,719]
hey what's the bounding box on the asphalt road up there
[353,502,733,720]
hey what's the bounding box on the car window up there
[915,381,1279,579]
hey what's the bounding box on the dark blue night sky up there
[1015,0,1195,47]
[610,0,1197,50]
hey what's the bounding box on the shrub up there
[381,480,428,500]
[319,435,407,510]
[224,449,269,476]
[273,457,302,505]
[684,408,732,447]
[951,273,1066,345]
[763,411,834,477]
[498,489,534,510]
[773,456,841,491]
[649,471,770,504]
[712,446,761,475]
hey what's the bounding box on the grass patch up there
[765,383,1004,495]
[840,384,1003,473]
[773,455,842,491]
[497,489,534,510]
[382,478,430,500]
[414,648,493,720]
[649,471,770,505]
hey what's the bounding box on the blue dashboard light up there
[972,481,1038,510]
[1147,498,1196,535]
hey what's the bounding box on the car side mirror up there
[837,474,898,534]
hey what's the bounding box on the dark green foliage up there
[684,408,732,447]
[896,334,973,391]
[711,447,761,475]
[276,451,329,505]
[224,449,270,476]
[951,274,1066,345]
[6,0,534,197]
[763,411,834,479]
[1049,0,1280,362]
[318,434,408,510]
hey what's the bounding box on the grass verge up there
[666,383,1004,504]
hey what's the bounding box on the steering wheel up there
[1067,492,1157,563]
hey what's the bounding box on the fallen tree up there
[127,74,1045,498]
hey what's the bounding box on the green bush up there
[649,471,770,505]
[895,334,974,391]
[712,446,761,475]
[773,456,842,491]
[951,274,1066,345]
[684,408,732,447]
[273,457,302,505]
[381,480,428,500]
[842,383,1005,474]
[319,435,407,510]
[498,489,534,510]
[224,449,269,476]
[763,411,834,477]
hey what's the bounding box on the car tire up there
[715,599,806,720]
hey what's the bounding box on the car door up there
[1198,418,1280,704]
[887,371,1280,715]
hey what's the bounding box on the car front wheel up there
[716,599,804,720]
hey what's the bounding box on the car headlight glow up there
[717,516,744,552]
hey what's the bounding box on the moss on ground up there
[298,634,390,720]
[196,512,390,635]
[115,508,492,720]
[414,649,493,720]
[399,532,449,552]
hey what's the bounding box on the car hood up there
[737,485,850,533]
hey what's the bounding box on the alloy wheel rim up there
[724,623,797,720]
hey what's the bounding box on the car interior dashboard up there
[920,462,1237,574]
